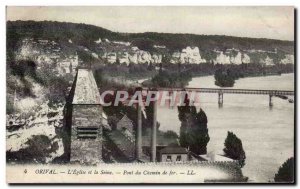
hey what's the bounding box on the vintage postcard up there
[6,6,295,184]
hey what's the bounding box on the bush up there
[274,157,294,183]
[223,131,246,167]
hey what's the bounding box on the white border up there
[0,1,298,188]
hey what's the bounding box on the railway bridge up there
[142,87,294,107]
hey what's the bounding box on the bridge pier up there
[269,95,273,107]
[218,92,223,106]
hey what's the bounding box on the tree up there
[161,54,171,64]
[159,63,163,74]
[144,96,160,131]
[115,57,120,65]
[274,157,294,183]
[163,130,179,139]
[214,68,235,87]
[223,131,246,167]
[147,62,154,71]
[178,94,210,155]
[190,109,210,154]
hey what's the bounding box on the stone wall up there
[70,105,103,164]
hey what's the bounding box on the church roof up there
[142,134,177,147]
[72,69,102,104]
[160,146,188,154]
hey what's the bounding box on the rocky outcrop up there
[6,102,65,163]
[242,53,251,64]
[170,46,206,64]
[262,56,274,66]
[280,54,294,64]
[213,50,251,64]
[102,46,162,65]
[180,46,206,64]
[20,37,293,67]
[90,37,294,66]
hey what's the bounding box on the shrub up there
[223,131,246,167]
[274,157,294,183]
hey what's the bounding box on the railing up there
[141,87,294,107]
[142,87,294,96]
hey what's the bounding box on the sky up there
[6,6,294,41]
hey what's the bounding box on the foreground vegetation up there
[223,131,246,167]
[274,157,294,183]
[178,94,210,155]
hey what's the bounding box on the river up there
[157,73,294,182]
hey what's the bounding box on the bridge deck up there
[142,87,294,96]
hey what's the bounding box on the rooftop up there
[118,114,133,124]
[160,146,188,154]
[142,135,177,147]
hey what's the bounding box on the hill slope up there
[7,20,294,52]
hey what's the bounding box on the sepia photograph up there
[5,6,295,184]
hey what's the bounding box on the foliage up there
[144,99,160,131]
[223,131,246,167]
[131,38,156,52]
[274,157,294,183]
[150,70,192,88]
[247,52,267,64]
[7,20,294,59]
[178,95,210,155]
[163,130,179,139]
[77,49,98,66]
[128,32,293,53]
[214,68,236,87]
[6,99,14,114]
[201,50,218,62]
[6,135,58,163]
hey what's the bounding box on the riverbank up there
[140,70,294,88]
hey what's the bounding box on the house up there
[159,146,188,162]
[142,131,178,161]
